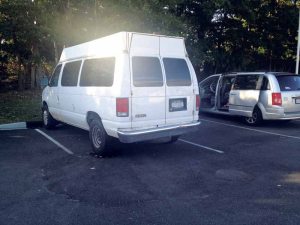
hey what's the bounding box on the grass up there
[0,90,42,124]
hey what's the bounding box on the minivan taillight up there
[196,94,200,111]
[116,98,129,117]
[272,93,282,106]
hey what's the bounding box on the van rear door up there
[130,34,166,128]
[276,75,300,113]
[160,37,195,125]
[163,57,194,125]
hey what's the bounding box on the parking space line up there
[35,129,74,155]
[200,118,300,141]
[179,139,224,154]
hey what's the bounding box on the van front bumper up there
[117,121,200,143]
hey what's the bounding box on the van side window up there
[233,75,260,90]
[163,58,191,86]
[61,61,82,87]
[49,64,62,87]
[80,58,115,87]
[261,77,270,90]
[132,57,163,87]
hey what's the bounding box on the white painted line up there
[179,139,224,154]
[35,129,74,155]
[200,118,300,141]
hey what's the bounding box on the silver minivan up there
[199,72,300,125]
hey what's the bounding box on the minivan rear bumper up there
[117,121,200,143]
[263,110,300,120]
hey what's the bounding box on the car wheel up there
[244,107,262,126]
[42,105,58,129]
[89,119,110,156]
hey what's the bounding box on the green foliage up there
[0,0,299,86]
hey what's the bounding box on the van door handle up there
[230,93,237,96]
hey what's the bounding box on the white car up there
[199,72,300,125]
[42,32,200,155]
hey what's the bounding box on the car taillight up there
[116,98,129,117]
[272,93,282,106]
[196,94,200,111]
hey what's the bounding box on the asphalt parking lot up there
[1,114,300,225]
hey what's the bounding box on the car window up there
[261,77,270,90]
[233,75,260,90]
[276,75,300,91]
[163,58,191,86]
[199,76,220,94]
[132,56,163,87]
[49,64,62,87]
[80,58,115,87]
[61,61,82,87]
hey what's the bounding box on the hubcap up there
[92,126,102,148]
[43,110,48,125]
[246,112,257,124]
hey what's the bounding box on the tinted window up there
[61,61,82,87]
[233,75,260,90]
[276,75,300,91]
[261,77,270,90]
[80,58,115,87]
[132,57,163,87]
[49,64,62,87]
[163,58,191,86]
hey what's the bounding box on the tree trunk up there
[17,57,24,91]
[53,40,59,63]
[31,64,36,89]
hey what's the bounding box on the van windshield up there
[276,75,300,91]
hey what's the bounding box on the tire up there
[244,107,263,126]
[89,119,110,156]
[42,105,58,129]
[165,135,180,144]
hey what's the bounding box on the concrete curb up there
[0,121,43,131]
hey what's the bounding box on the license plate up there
[169,98,187,112]
[295,98,300,104]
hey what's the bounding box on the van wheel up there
[89,119,110,156]
[244,108,262,126]
[42,105,58,129]
[166,135,180,144]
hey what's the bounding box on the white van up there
[42,32,200,155]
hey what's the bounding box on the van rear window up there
[80,58,115,87]
[163,58,191,86]
[132,57,163,87]
[276,75,300,91]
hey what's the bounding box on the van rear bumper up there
[117,121,200,143]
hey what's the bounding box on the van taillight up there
[272,93,282,106]
[196,95,200,111]
[116,98,129,117]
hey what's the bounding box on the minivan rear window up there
[80,58,115,87]
[276,75,300,91]
[163,58,191,86]
[132,57,163,87]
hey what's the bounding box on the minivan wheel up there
[244,108,262,126]
[42,105,58,129]
[89,119,110,156]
